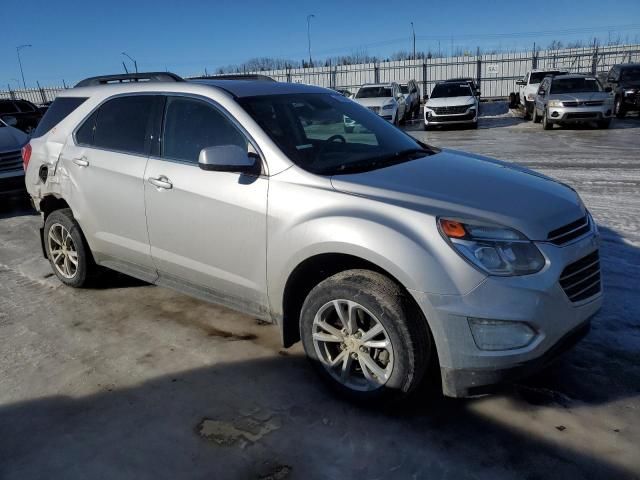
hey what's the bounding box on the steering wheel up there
[326,134,346,144]
[314,134,347,164]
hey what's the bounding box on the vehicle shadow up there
[0,193,36,220]
[0,224,638,479]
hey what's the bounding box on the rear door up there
[144,95,268,314]
[60,94,161,280]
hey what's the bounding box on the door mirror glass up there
[198,145,258,174]
[2,115,18,127]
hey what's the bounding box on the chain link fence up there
[1,44,638,105]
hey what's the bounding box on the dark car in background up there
[602,63,640,118]
[0,117,29,197]
[0,99,43,134]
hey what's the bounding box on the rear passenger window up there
[15,100,35,112]
[34,97,87,138]
[92,95,155,155]
[162,96,247,164]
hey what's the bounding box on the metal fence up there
[1,44,639,105]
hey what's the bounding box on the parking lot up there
[1,106,639,480]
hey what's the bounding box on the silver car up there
[24,75,602,401]
[0,116,29,197]
[533,74,614,129]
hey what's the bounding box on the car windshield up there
[551,77,601,94]
[239,93,435,176]
[400,85,409,94]
[356,87,392,98]
[621,67,640,81]
[529,71,564,84]
[431,83,472,98]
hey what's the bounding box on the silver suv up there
[24,74,602,401]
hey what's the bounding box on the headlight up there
[548,100,563,107]
[624,89,637,96]
[438,218,546,276]
[526,93,536,101]
[382,103,395,110]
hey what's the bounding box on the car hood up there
[548,92,611,102]
[426,96,475,107]
[330,149,584,240]
[355,97,395,108]
[0,126,28,152]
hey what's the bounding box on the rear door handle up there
[72,157,89,167]
[148,176,173,190]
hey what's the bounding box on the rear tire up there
[44,208,95,287]
[300,270,432,403]
[614,97,626,118]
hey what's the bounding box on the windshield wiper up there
[325,148,433,175]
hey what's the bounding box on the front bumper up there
[410,231,602,397]
[547,104,612,123]
[424,109,477,125]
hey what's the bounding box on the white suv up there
[351,83,406,126]
[424,81,479,129]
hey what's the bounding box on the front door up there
[144,95,268,315]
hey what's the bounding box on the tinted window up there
[75,110,98,145]
[400,85,409,94]
[15,100,35,112]
[33,97,87,138]
[0,101,17,114]
[162,96,247,164]
[356,87,393,98]
[93,96,155,154]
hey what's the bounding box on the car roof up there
[618,63,640,68]
[360,83,395,88]
[549,74,593,80]
[56,79,332,100]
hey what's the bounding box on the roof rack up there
[74,72,184,88]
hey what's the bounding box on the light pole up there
[307,14,315,67]
[121,52,138,73]
[16,44,32,89]
[411,22,416,60]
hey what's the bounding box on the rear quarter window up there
[32,97,88,138]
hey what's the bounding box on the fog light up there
[468,318,536,351]
[551,111,560,118]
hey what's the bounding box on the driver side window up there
[162,96,248,164]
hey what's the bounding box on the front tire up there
[300,270,432,402]
[542,110,553,130]
[614,97,626,118]
[532,106,541,123]
[44,208,95,287]
[524,100,532,120]
[597,119,611,129]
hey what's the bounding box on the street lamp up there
[16,44,32,89]
[410,22,416,60]
[307,14,315,67]
[121,52,138,73]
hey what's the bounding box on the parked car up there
[514,69,567,119]
[0,99,43,134]
[25,73,601,402]
[423,80,479,129]
[352,83,407,125]
[332,88,353,98]
[601,63,640,118]
[399,80,421,118]
[0,117,29,197]
[532,74,613,129]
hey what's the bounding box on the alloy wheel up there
[48,223,78,279]
[312,299,394,392]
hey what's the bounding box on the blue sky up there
[1,0,639,87]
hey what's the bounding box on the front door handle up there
[72,157,89,167]
[148,176,173,190]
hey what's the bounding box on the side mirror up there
[198,145,259,174]
[516,80,526,86]
[538,89,546,96]
[423,94,429,101]
[604,86,613,93]
[2,116,18,127]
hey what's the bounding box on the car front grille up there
[0,150,23,173]
[562,100,604,107]
[547,215,591,245]
[559,250,601,303]
[368,106,380,114]
[431,105,470,115]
